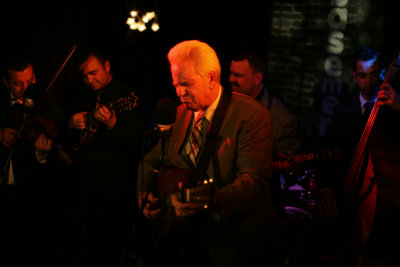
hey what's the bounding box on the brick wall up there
[265,0,385,152]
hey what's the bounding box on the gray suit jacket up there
[259,88,301,154]
[139,90,274,221]
[138,90,284,266]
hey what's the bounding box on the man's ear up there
[104,60,111,72]
[353,71,357,82]
[208,71,217,83]
[254,72,263,84]
[3,77,9,88]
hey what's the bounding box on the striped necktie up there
[184,112,205,167]
[362,101,374,122]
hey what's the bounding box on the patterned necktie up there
[362,101,374,122]
[185,112,205,167]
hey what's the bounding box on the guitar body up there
[153,168,192,243]
[151,167,213,247]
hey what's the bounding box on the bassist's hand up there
[138,192,161,219]
[378,83,400,112]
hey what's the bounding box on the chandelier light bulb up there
[130,10,138,17]
[151,22,160,32]
[138,24,146,32]
[126,17,135,25]
[127,10,158,32]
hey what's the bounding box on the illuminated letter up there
[321,76,343,95]
[324,56,343,77]
[327,31,344,54]
[328,8,347,30]
[330,0,349,7]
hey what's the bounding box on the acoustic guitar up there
[148,167,214,246]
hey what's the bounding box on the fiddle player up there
[316,46,400,265]
[0,55,56,266]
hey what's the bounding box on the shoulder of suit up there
[231,91,265,109]
[269,96,291,111]
[228,92,270,121]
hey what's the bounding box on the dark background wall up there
[1,0,399,152]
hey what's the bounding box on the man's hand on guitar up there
[0,128,17,148]
[95,105,116,130]
[35,134,53,156]
[69,112,88,130]
[170,181,215,218]
[170,193,211,217]
[273,152,293,173]
[138,192,161,219]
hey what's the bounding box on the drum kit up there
[279,166,322,266]
[283,168,318,221]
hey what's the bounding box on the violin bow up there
[45,44,78,94]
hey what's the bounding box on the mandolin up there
[72,91,138,150]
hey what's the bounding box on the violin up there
[20,45,78,165]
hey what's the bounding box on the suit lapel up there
[170,107,193,161]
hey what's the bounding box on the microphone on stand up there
[142,98,177,201]
[22,98,35,115]
[120,98,177,267]
[21,83,41,115]
[146,98,177,137]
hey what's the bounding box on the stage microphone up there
[22,98,34,114]
[147,98,177,136]
[21,83,40,114]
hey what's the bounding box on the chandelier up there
[126,10,160,32]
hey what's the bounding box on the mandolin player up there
[62,48,147,267]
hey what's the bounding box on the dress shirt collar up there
[359,92,376,110]
[10,92,19,106]
[194,86,222,122]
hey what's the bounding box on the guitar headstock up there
[108,92,138,112]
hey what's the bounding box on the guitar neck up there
[290,154,315,164]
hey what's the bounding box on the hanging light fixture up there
[126,10,160,32]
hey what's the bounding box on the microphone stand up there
[118,128,171,267]
[0,112,32,184]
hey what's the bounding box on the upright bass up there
[342,49,400,264]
